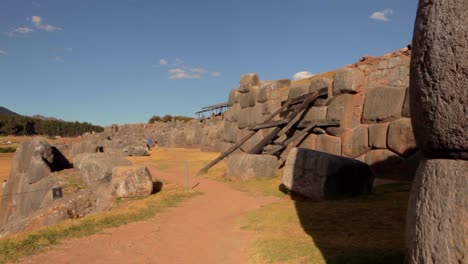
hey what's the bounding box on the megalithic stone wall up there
[80,47,419,181]
[222,47,419,180]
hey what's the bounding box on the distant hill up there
[30,114,64,122]
[0,106,20,116]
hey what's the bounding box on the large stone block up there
[310,77,333,99]
[226,153,278,180]
[297,133,316,150]
[387,118,417,157]
[341,125,370,158]
[406,159,467,264]
[223,120,238,143]
[303,106,327,122]
[333,68,365,95]
[239,92,255,108]
[326,93,364,136]
[362,87,406,123]
[227,89,239,107]
[402,87,410,117]
[239,73,259,93]
[315,134,341,156]
[409,0,468,160]
[282,148,373,200]
[237,107,253,129]
[111,166,153,198]
[368,123,389,149]
[257,79,291,103]
[288,82,310,99]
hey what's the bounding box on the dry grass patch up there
[240,182,409,264]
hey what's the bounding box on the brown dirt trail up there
[19,165,279,264]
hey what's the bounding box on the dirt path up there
[19,165,279,264]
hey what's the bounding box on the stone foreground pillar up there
[406,0,467,263]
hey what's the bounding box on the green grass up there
[0,147,15,153]
[239,182,410,264]
[0,184,201,264]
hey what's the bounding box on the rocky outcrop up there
[406,0,468,263]
[0,137,71,227]
[282,148,373,200]
[111,166,153,198]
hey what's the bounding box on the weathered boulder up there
[368,123,389,149]
[111,166,153,198]
[74,153,132,185]
[341,125,370,158]
[0,138,71,227]
[128,145,149,156]
[282,148,373,200]
[70,140,100,158]
[362,87,406,123]
[387,118,417,157]
[0,189,100,238]
[226,153,278,180]
[409,0,468,160]
[239,73,259,93]
[406,159,467,263]
[332,68,365,95]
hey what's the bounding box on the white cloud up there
[190,68,207,74]
[370,9,394,22]
[211,71,221,77]
[31,15,62,32]
[292,71,315,80]
[14,27,34,34]
[168,68,201,79]
[159,58,168,65]
[173,58,184,66]
[52,56,64,62]
[0,50,7,55]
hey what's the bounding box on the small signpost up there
[52,187,63,200]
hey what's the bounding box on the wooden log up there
[248,119,290,131]
[297,118,340,128]
[247,89,327,154]
[267,121,319,155]
[197,95,296,174]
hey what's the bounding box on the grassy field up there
[134,148,409,263]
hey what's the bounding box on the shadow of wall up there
[291,155,411,263]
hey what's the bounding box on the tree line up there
[148,115,194,124]
[0,115,104,137]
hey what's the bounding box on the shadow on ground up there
[285,154,417,264]
[152,181,163,194]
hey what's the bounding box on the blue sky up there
[0,0,418,126]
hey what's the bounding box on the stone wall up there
[78,47,418,180]
[221,47,418,180]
